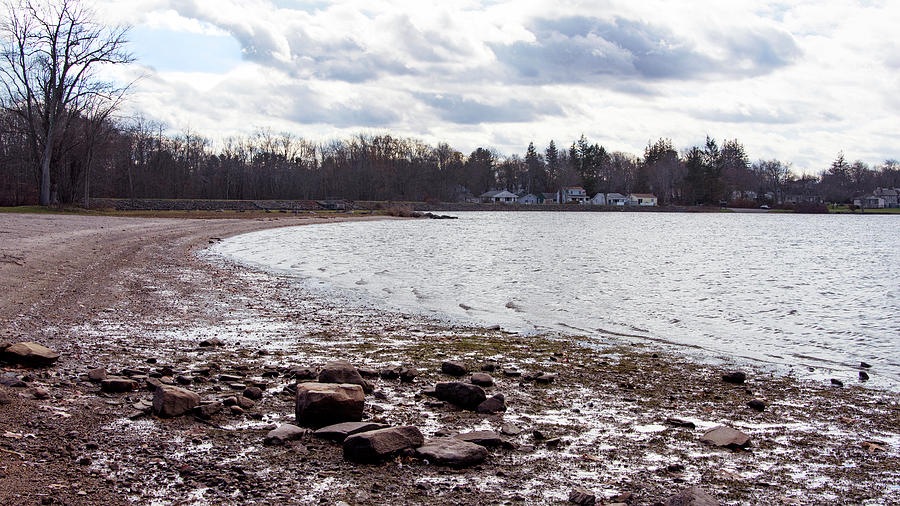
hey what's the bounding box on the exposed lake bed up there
[1,213,898,505]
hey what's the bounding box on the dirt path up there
[0,212,898,505]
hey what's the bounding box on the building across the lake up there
[605,193,627,206]
[480,190,518,203]
[626,194,658,206]
[558,187,589,204]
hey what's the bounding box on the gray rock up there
[747,399,766,411]
[471,372,493,387]
[0,374,26,388]
[830,378,844,387]
[243,386,263,400]
[318,360,371,392]
[87,368,107,382]
[194,401,224,418]
[701,426,751,449]
[476,393,507,414]
[399,367,418,383]
[500,422,522,436]
[357,367,379,378]
[664,486,719,506]
[434,382,486,409]
[453,430,502,447]
[480,362,497,372]
[343,426,424,463]
[536,373,556,384]
[295,382,365,428]
[264,424,307,445]
[722,371,746,384]
[379,367,400,380]
[568,486,596,505]
[101,377,137,393]
[415,437,488,467]
[441,361,468,377]
[859,371,869,381]
[152,385,201,417]
[0,388,11,405]
[314,421,390,441]
[199,338,224,347]
[289,366,317,380]
[2,342,59,366]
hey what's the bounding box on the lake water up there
[211,212,900,389]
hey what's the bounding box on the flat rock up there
[453,430,502,447]
[379,367,400,379]
[722,371,746,384]
[194,401,224,418]
[414,437,487,467]
[319,360,365,385]
[477,393,507,414]
[295,382,365,428]
[152,385,201,417]
[264,424,307,445]
[314,422,390,442]
[664,486,719,506]
[568,486,596,506]
[536,373,556,384]
[701,426,751,449]
[501,422,522,436]
[2,342,59,366]
[357,367,379,378]
[199,338,224,347]
[101,377,137,393]
[434,382,486,409]
[87,368,107,382]
[343,426,424,463]
[441,361,468,377]
[0,374,26,388]
[471,372,493,387]
[289,366,317,380]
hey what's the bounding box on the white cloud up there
[93,0,900,171]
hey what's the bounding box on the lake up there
[211,212,900,389]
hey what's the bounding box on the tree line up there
[1,0,898,207]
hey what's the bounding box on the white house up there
[626,193,658,206]
[484,190,518,203]
[518,193,539,204]
[540,192,557,204]
[873,187,900,208]
[606,193,627,205]
[558,187,589,204]
[853,195,885,209]
[590,193,607,205]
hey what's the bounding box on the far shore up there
[0,212,898,505]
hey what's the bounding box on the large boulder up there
[453,430,502,447]
[471,372,493,387]
[664,486,719,506]
[314,421,390,442]
[343,426,424,463]
[318,360,373,393]
[476,393,507,414]
[441,361,468,377]
[701,426,751,449]
[434,382,486,409]
[152,385,201,417]
[568,487,597,506]
[264,424,307,445]
[415,437,488,467]
[101,377,137,393]
[295,382,364,428]
[2,342,59,366]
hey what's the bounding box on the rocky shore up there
[0,213,898,505]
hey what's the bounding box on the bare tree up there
[0,0,132,205]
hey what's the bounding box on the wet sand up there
[0,212,898,505]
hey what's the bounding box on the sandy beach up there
[0,212,898,505]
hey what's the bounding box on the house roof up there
[480,190,501,197]
[493,190,518,198]
[630,193,657,198]
[564,186,585,191]
[606,193,626,199]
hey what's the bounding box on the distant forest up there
[1,0,898,207]
[1,111,898,207]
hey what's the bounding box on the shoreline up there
[1,213,898,504]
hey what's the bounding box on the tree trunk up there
[39,128,54,206]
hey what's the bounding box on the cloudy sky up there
[96,0,899,171]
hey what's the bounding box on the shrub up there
[727,198,759,209]
[793,202,829,214]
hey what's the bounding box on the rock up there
[314,422,390,442]
[399,367,418,383]
[0,374,26,388]
[722,371,746,384]
[199,338,224,347]
[434,382,486,409]
[859,371,869,381]
[31,387,49,399]
[176,375,192,385]
[295,382,365,428]
[318,360,371,392]
[471,372,493,387]
[747,399,766,411]
[289,366,317,380]
[219,374,243,382]
[502,368,521,377]
[441,361,468,377]
[357,367,379,378]
[230,405,245,415]
[152,385,201,417]
[2,342,59,366]
[665,417,696,429]
[264,424,307,445]
[500,422,523,436]
[414,437,488,467]
[101,377,137,393]
[453,430,502,447]
[379,367,400,380]
[701,426,751,449]
[243,386,263,400]
[476,393,507,414]
[860,361,872,369]
[480,362,497,372]
[0,388,11,405]
[568,486,597,506]
[536,373,556,384]
[87,368,107,382]
[343,426,424,463]
[664,486,719,506]
[831,378,844,387]
[486,324,501,331]
[194,401,224,418]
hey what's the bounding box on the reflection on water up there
[212,212,900,389]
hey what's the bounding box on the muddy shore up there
[0,213,898,505]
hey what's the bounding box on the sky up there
[94,0,900,172]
